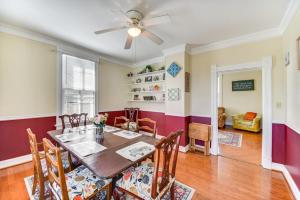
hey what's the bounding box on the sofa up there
[232,113,261,132]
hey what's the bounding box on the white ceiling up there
[0,0,290,63]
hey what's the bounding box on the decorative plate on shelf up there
[167,62,181,77]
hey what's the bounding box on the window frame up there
[56,50,99,128]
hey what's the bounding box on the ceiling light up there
[128,27,141,37]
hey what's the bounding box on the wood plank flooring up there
[219,126,262,165]
[0,152,294,200]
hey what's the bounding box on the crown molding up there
[0,22,132,67]
[190,28,281,55]
[163,44,188,56]
[278,0,300,34]
[191,0,300,55]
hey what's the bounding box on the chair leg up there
[170,184,175,200]
[39,179,45,200]
[32,168,37,195]
[107,183,112,200]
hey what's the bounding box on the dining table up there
[47,125,159,179]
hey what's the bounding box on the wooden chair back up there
[114,116,129,128]
[27,128,45,197]
[59,113,88,129]
[124,107,139,122]
[137,118,157,138]
[43,138,69,200]
[151,130,183,199]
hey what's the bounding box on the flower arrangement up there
[91,113,108,128]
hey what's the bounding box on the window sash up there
[61,54,96,117]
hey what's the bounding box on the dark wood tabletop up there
[47,126,159,179]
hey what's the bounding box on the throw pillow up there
[244,112,257,120]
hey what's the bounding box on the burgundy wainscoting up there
[139,111,165,136]
[0,116,56,161]
[285,126,300,189]
[165,115,189,146]
[190,115,211,125]
[99,110,125,126]
[272,123,286,164]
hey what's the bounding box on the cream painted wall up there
[165,52,186,116]
[99,60,130,112]
[0,32,131,118]
[221,70,262,124]
[190,37,285,122]
[0,32,57,117]
[282,7,300,132]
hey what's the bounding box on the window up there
[61,54,96,117]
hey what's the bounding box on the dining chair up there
[27,129,73,200]
[43,138,112,200]
[115,130,183,200]
[124,107,139,122]
[137,118,157,138]
[59,113,88,129]
[114,116,129,129]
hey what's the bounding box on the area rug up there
[24,175,195,200]
[218,131,243,147]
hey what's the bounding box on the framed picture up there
[185,72,190,92]
[232,80,254,91]
[297,36,300,70]
[145,76,152,82]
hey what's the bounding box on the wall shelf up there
[128,80,165,86]
[128,91,165,94]
[128,100,165,103]
[129,70,165,77]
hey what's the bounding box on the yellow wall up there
[221,70,262,124]
[282,7,300,131]
[0,32,131,118]
[0,32,57,117]
[190,37,285,122]
[99,60,130,112]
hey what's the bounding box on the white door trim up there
[210,56,273,169]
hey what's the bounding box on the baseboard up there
[0,154,32,169]
[272,163,300,200]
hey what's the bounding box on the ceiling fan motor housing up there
[126,10,143,25]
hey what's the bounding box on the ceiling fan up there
[94,10,171,49]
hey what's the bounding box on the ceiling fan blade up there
[124,34,133,49]
[94,26,127,34]
[142,15,171,27]
[111,9,133,23]
[141,29,163,45]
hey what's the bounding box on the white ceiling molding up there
[278,0,300,34]
[190,0,300,55]
[190,28,281,55]
[0,22,132,67]
[162,44,188,56]
[132,56,165,68]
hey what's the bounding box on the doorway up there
[217,70,262,165]
[210,57,273,169]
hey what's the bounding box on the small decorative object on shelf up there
[145,65,153,73]
[154,85,160,91]
[144,96,156,101]
[159,66,165,71]
[91,113,108,139]
[167,62,182,77]
[133,94,140,100]
[145,76,152,82]
[136,78,142,83]
[127,72,133,77]
[153,75,160,81]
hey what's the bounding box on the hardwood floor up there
[219,126,262,165]
[0,152,294,200]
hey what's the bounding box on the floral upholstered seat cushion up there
[41,151,71,176]
[116,161,155,200]
[50,165,111,200]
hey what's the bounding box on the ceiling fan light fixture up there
[128,27,141,37]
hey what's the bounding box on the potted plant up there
[91,113,108,136]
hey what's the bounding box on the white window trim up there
[56,48,99,128]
